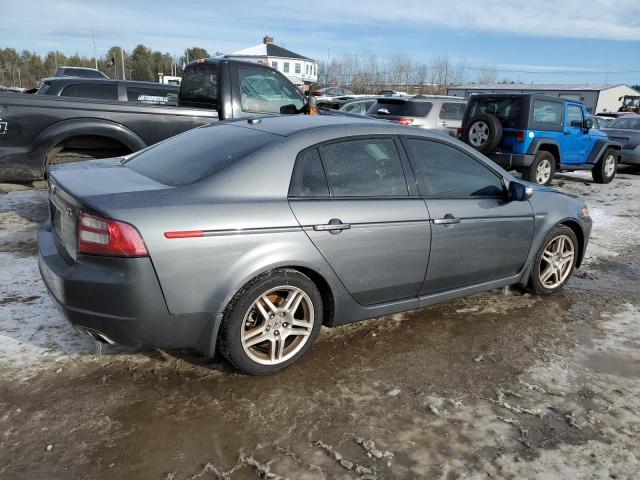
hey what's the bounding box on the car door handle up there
[433,216,460,225]
[313,218,351,234]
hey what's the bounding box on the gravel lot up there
[1,169,639,480]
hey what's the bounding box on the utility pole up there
[92,28,98,70]
[120,47,125,80]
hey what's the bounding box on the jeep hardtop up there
[458,93,621,185]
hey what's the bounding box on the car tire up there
[592,148,617,184]
[529,224,579,295]
[218,268,323,375]
[523,151,556,185]
[464,113,503,154]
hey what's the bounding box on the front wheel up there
[529,225,578,295]
[523,151,555,185]
[592,148,617,184]
[218,269,323,375]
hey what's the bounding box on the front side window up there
[289,148,329,197]
[320,138,407,197]
[439,102,465,120]
[60,83,118,100]
[566,104,584,128]
[239,66,305,114]
[402,138,504,198]
[532,100,562,125]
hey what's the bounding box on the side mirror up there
[508,181,534,202]
[584,118,593,130]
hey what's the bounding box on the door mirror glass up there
[508,181,533,202]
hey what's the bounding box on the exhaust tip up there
[74,326,116,345]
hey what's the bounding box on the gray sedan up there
[38,115,592,375]
[601,115,640,165]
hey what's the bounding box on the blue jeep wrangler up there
[458,93,621,185]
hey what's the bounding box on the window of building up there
[283,62,289,73]
[295,63,301,74]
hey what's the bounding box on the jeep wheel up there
[464,113,503,154]
[523,151,555,186]
[592,148,617,184]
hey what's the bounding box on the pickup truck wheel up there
[529,224,578,295]
[592,148,617,184]
[464,113,503,154]
[523,151,555,185]
[218,269,323,375]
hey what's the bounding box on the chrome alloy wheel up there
[539,234,575,289]
[468,121,490,147]
[604,154,616,178]
[241,286,314,365]
[536,159,552,184]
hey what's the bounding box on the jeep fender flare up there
[33,118,147,170]
[526,138,562,163]
[586,139,621,165]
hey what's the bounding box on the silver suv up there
[367,95,466,135]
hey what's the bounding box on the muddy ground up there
[1,170,639,479]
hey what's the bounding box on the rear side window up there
[289,149,329,197]
[532,100,563,126]
[439,102,465,120]
[126,87,175,105]
[239,66,304,114]
[60,83,118,100]
[369,100,432,117]
[320,138,407,197]
[402,138,504,198]
[179,63,219,107]
[125,124,276,186]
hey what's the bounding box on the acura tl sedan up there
[38,115,592,375]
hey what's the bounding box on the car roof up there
[222,114,418,137]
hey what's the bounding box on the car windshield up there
[468,97,522,128]
[608,117,640,130]
[368,99,432,117]
[125,124,276,186]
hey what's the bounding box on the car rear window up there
[368,100,433,117]
[468,97,522,128]
[125,124,276,186]
[179,63,219,108]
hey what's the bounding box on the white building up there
[225,36,318,90]
[446,83,640,114]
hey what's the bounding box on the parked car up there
[367,95,466,134]
[0,59,312,182]
[338,97,381,115]
[596,112,632,119]
[38,115,592,375]
[53,66,109,79]
[379,90,409,96]
[312,87,354,97]
[36,78,178,105]
[458,94,622,185]
[601,115,640,166]
[589,114,611,130]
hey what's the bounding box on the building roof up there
[228,42,313,61]
[449,83,627,92]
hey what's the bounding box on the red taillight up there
[394,117,414,126]
[457,127,464,139]
[78,212,148,257]
[515,130,526,142]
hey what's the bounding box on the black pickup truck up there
[0,59,310,181]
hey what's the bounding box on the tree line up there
[0,46,214,88]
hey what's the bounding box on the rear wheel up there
[592,148,617,184]
[218,269,323,375]
[529,225,578,295]
[523,151,555,185]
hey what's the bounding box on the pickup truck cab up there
[0,58,310,182]
[458,93,621,185]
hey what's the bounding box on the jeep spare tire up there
[464,113,503,154]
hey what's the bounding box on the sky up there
[1,0,639,85]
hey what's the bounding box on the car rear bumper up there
[37,222,217,354]
[620,147,640,165]
[489,152,535,169]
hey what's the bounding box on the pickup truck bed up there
[0,93,218,181]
